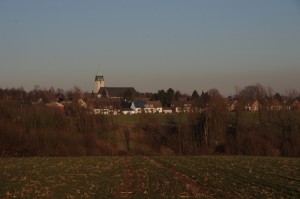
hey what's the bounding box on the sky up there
[0,0,300,96]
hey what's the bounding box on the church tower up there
[95,70,105,93]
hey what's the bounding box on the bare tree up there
[237,83,268,125]
[196,89,228,152]
[286,89,299,103]
[66,86,82,102]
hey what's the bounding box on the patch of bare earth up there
[113,157,145,198]
[145,157,215,198]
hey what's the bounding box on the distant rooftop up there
[98,87,136,98]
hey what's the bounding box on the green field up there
[105,112,272,126]
[1,156,299,198]
[114,114,180,126]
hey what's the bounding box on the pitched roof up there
[89,98,121,109]
[269,99,282,106]
[145,101,162,108]
[228,100,238,106]
[132,100,146,108]
[96,68,103,77]
[245,99,259,106]
[171,101,194,107]
[98,87,135,98]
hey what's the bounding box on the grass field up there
[106,112,266,127]
[1,156,299,198]
[114,114,180,126]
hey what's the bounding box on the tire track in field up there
[144,157,215,198]
[113,157,145,198]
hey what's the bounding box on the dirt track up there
[113,157,215,198]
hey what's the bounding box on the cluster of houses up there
[77,98,299,116]
[32,95,300,116]
[33,71,300,115]
[228,99,300,112]
[77,98,199,115]
[40,92,300,116]
[77,71,204,115]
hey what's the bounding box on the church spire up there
[95,68,104,93]
[96,68,103,77]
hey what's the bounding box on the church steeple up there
[95,69,104,93]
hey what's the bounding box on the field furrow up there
[153,156,300,198]
[1,156,299,198]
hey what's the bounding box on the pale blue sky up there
[0,0,299,95]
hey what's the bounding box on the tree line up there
[0,85,299,157]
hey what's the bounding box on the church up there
[94,70,136,99]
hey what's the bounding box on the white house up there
[162,108,173,114]
[78,98,87,108]
[131,100,163,114]
[122,108,136,115]
[90,98,121,115]
[171,101,201,113]
[144,101,163,113]
[131,100,146,114]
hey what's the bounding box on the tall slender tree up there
[191,90,200,100]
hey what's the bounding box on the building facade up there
[95,70,105,93]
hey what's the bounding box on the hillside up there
[1,95,299,157]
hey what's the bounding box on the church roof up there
[89,98,121,109]
[98,87,136,98]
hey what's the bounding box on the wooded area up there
[0,85,299,157]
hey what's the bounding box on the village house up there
[162,108,173,114]
[131,100,145,114]
[272,96,291,111]
[89,98,121,115]
[228,100,238,112]
[245,100,260,112]
[171,101,200,113]
[291,99,300,111]
[144,101,163,113]
[267,99,283,111]
[77,98,87,108]
[122,108,136,115]
[130,100,163,114]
